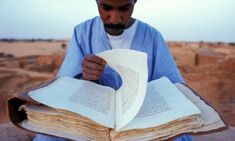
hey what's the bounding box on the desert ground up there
[0,40,234,141]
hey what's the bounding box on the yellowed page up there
[98,49,148,131]
[175,83,226,131]
[19,104,110,141]
[28,76,115,128]
[121,77,201,131]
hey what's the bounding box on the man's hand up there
[82,54,106,81]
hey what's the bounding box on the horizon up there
[1,38,235,45]
[0,0,235,42]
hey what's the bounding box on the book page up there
[120,77,201,131]
[97,49,148,131]
[28,76,115,128]
[19,104,111,141]
[174,83,226,131]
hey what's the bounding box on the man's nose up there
[109,11,122,25]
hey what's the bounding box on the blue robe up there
[34,16,193,141]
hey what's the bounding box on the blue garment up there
[34,134,193,141]
[57,16,184,88]
[34,135,67,141]
[34,16,192,141]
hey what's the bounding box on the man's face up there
[96,0,136,35]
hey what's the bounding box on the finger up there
[83,73,100,80]
[85,55,106,65]
[82,60,104,71]
[82,67,103,76]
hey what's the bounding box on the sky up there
[0,0,235,42]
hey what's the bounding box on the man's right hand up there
[82,54,106,81]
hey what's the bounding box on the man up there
[34,0,193,141]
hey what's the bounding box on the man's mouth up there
[104,24,125,30]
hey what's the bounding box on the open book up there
[7,49,226,141]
